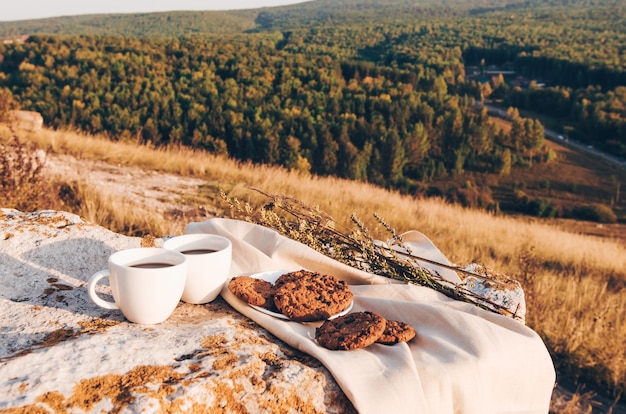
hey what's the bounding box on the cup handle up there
[88,269,119,310]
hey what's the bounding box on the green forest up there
[1,0,625,217]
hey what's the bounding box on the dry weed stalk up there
[222,188,519,319]
[1,133,48,211]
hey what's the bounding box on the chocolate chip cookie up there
[273,271,353,322]
[315,311,387,350]
[273,269,313,288]
[376,319,416,345]
[228,275,277,310]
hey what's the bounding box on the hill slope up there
[1,0,622,37]
[0,10,259,38]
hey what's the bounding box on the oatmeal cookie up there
[315,311,386,350]
[273,271,353,322]
[228,275,276,310]
[376,319,416,345]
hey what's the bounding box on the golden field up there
[2,126,625,412]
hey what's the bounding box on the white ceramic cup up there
[88,247,187,324]
[163,234,232,304]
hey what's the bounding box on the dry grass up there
[4,125,626,410]
[0,131,49,211]
[72,183,182,236]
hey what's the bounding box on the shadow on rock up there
[2,239,126,320]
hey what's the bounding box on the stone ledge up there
[0,209,354,413]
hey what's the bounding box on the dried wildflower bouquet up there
[221,189,525,322]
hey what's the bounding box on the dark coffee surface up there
[130,262,174,269]
[180,249,217,255]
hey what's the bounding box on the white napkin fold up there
[187,218,555,414]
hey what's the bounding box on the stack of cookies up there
[228,270,354,322]
[228,269,416,351]
[315,311,416,350]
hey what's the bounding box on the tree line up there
[0,31,549,193]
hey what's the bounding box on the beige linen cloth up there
[187,218,556,414]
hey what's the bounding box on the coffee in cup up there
[87,247,187,324]
[163,233,232,304]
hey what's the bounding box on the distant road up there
[481,103,626,169]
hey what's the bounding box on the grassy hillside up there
[1,0,621,37]
[0,10,259,38]
[426,134,626,226]
[2,125,625,411]
[251,0,625,31]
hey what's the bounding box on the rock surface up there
[0,209,355,413]
[8,110,44,132]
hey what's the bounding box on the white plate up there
[245,270,353,321]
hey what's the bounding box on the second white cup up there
[163,233,232,304]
